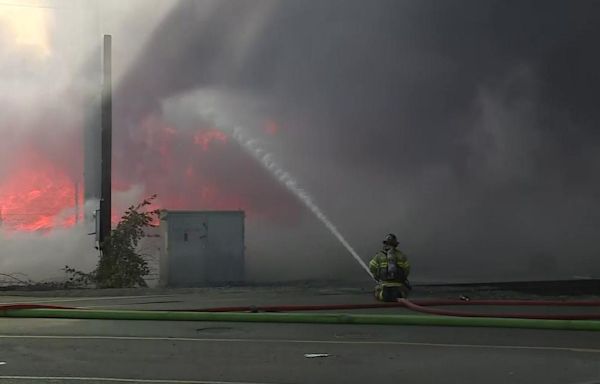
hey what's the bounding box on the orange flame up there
[0,151,81,231]
[194,129,228,150]
[264,119,280,135]
[1,113,297,232]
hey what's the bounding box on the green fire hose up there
[2,308,600,331]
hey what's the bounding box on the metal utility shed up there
[159,210,245,287]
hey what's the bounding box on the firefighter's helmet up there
[383,233,399,247]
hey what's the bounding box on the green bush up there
[65,195,160,288]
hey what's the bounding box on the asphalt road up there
[0,287,599,384]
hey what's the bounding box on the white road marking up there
[0,334,597,354]
[0,376,275,384]
[0,362,6,365]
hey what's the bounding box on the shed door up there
[206,213,244,284]
[168,215,209,286]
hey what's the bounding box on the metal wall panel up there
[160,211,244,287]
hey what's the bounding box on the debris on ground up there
[304,353,330,358]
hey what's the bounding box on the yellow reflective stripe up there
[380,281,404,287]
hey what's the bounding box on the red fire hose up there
[397,299,600,320]
[0,303,74,310]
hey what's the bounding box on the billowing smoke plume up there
[0,0,172,281]
[2,0,599,282]
[113,0,600,282]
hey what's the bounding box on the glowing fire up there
[0,151,80,231]
[264,120,280,135]
[116,116,248,214]
[1,112,298,232]
[194,129,228,150]
[120,115,301,223]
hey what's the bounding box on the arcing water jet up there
[210,117,373,279]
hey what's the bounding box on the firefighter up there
[369,233,411,302]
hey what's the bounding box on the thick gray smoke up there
[0,201,99,283]
[3,1,600,283]
[0,0,171,281]
[113,0,600,282]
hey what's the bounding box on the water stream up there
[226,125,373,279]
